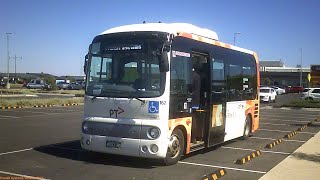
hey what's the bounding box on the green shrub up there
[282,100,320,108]
[0,98,83,107]
[43,75,57,91]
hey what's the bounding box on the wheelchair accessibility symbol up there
[148,101,159,114]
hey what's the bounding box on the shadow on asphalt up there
[34,139,240,168]
[181,139,238,160]
[34,140,161,169]
[291,152,320,163]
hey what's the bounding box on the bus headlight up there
[148,127,160,139]
[82,122,89,133]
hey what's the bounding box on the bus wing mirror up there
[160,42,170,72]
[160,52,169,72]
[84,54,88,74]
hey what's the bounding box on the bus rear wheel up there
[163,129,185,165]
[242,116,251,140]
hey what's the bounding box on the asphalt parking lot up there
[0,103,319,180]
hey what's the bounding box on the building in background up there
[260,60,309,87]
[310,65,320,87]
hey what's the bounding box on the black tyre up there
[163,129,185,165]
[268,97,271,103]
[242,116,251,140]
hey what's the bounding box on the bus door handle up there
[196,109,206,113]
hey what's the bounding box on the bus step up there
[190,141,205,152]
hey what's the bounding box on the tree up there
[43,75,57,91]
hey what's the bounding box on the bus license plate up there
[106,141,121,149]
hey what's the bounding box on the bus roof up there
[101,23,219,40]
[100,23,256,56]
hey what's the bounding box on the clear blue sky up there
[1,0,319,76]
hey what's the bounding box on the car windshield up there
[85,32,167,98]
[302,89,309,92]
[260,89,270,93]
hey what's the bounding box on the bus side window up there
[211,58,226,104]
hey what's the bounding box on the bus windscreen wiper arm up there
[133,97,145,103]
[91,96,97,101]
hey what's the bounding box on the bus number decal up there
[160,101,166,105]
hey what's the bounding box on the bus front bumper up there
[80,133,168,159]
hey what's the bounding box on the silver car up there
[26,79,50,90]
[57,82,69,90]
[301,88,320,100]
[67,82,85,90]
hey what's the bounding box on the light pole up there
[233,32,241,46]
[10,55,22,83]
[299,48,303,87]
[6,32,12,89]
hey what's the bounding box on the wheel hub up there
[168,135,180,158]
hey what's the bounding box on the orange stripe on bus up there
[179,32,192,39]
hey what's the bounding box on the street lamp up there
[299,48,303,87]
[6,32,12,89]
[233,32,241,46]
[10,55,22,83]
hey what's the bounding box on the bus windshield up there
[86,32,167,98]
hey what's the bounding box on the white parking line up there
[260,123,289,126]
[0,145,83,157]
[178,161,266,174]
[258,129,316,135]
[0,148,33,156]
[0,115,20,119]
[260,114,318,119]
[249,137,306,143]
[221,146,291,155]
[0,170,49,180]
[262,119,310,123]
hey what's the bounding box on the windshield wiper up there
[130,97,146,103]
[91,95,97,101]
[127,92,146,103]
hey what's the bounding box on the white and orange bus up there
[81,23,260,165]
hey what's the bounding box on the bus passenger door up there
[191,52,210,144]
[208,57,227,146]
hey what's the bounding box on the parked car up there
[0,81,6,87]
[277,85,288,93]
[301,88,320,100]
[57,82,69,90]
[260,87,277,103]
[67,82,84,90]
[26,79,51,90]
[287,86,304,93]
[271,86,285,95]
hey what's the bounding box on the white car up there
[301,88,320,100]
[260,87,277,103]
[271,86,285,95]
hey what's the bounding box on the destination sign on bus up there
[105,44,142,51]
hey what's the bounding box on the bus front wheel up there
[163,129,185,165]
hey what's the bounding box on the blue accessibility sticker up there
[148,101,159,114]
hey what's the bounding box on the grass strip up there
[0,98,83,107]
[0,89,84,95]
[282,100,320,108]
